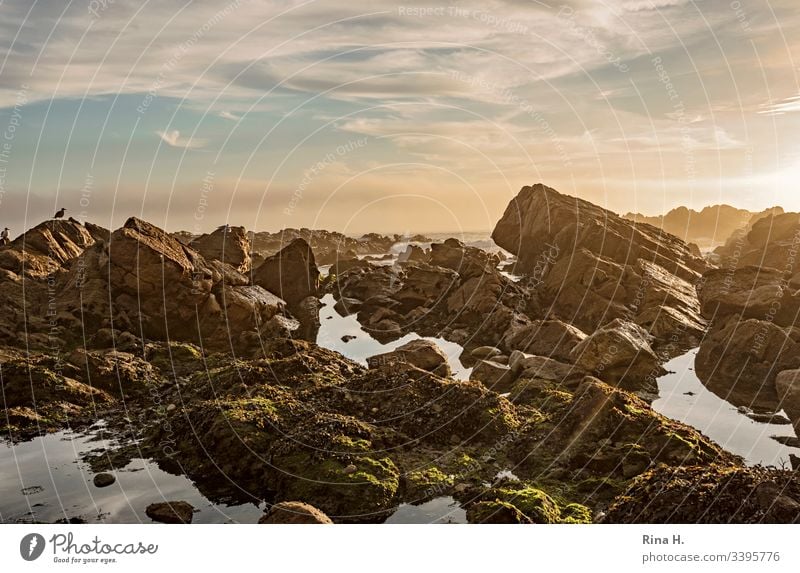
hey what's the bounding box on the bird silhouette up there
[54,208,66,219]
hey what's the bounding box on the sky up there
[0,0,799,234]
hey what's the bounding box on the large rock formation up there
[0,218,105,278]
[492,184,708,345]
[57,217,286,351]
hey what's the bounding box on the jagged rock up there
[428,239,496,280]
[145,501,195,524]
[0,218,103,277]
[190,225,251,272]
[492,184,708,339]
[397,244,427,264]
[367,339,451,376]
[56,217,285,351]
[570,319,664,390]
[494,184,707,280]
[252,238,319,307]
[258,501,333,524]
[260,315,301,338]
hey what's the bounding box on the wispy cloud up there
[219,110,241,121]
[156,130,207,149]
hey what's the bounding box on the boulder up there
[397,244,427,264]
[570,319,664,390]
[698,266,798,326]
[258,501,333,524]
[508,351,578,382]
[393,263,458,313]
[470,346,502,360]
[367,339,451,376]
[145,501,195,524]
[695,316,800,410]
[470,360,514,392]
[428,239,496,280]
[93,473,116,488]
[190,225,251,272]
[252,238,319,307]
[775,369,800,434]
[502,319,587,362]
[333,297,362,317]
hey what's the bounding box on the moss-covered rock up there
[605,465,800,523]
[467,500,533,524]
[466,482,592,524]
[0,350,114,437]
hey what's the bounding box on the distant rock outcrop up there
[624,205,783,249]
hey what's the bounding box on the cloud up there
[156,130,207,149]
[759,95,800,116]
[219,110,241,121]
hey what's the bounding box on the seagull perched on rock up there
[1,227,9,244]
[54,207,66,219]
